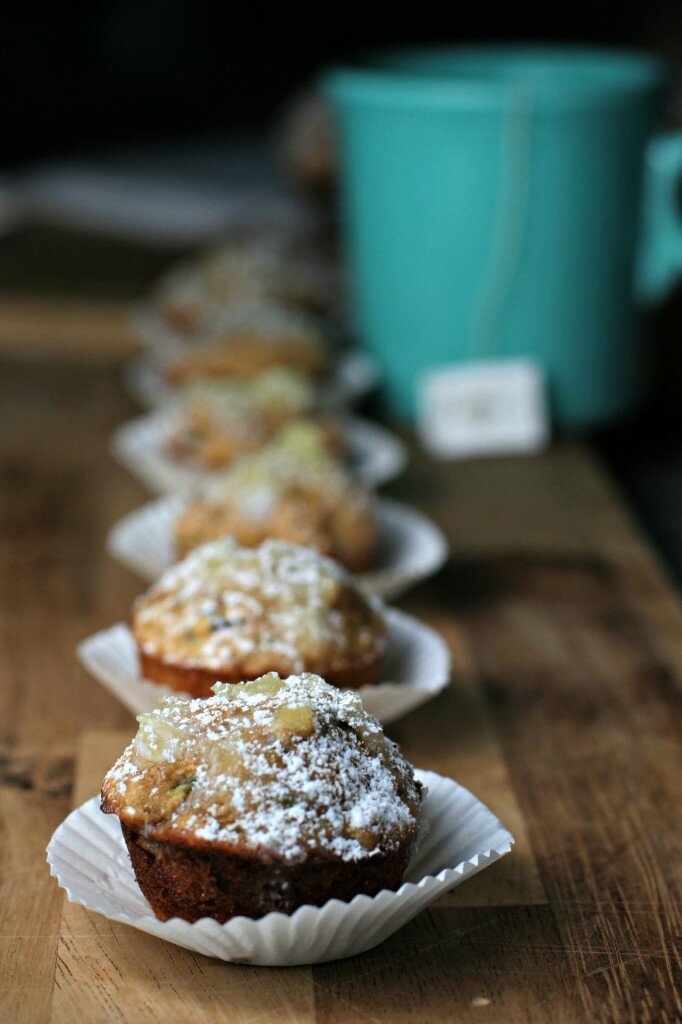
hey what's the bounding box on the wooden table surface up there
[1,349,681,1023]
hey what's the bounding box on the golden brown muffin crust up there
[174,424,376,570]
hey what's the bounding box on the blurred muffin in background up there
[132,537,387,696]
[166,370,343,471]
[278,91,337,195]
[166,301,329,385]
[155,236,338,337]
[175,421,376,570]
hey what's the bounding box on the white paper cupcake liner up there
[107,495,448,601]
[77,608,450,725]
[122,349,379,410]
[47,771,514,966]
[111,409,407,495]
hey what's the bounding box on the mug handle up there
[637,132,682,302]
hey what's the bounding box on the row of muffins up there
[100,226,429,924]
[104,538,420,921]
[141,232,366,495]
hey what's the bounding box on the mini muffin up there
[278,91,336,194]
[201,242,336,314]
[157,241,337,335]
[166,370,341,471]
[132,537,386,697]
[174,422,376,570]
[154,265,208,336]
[101,672,421,922]
[166,302,329,386]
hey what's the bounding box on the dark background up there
[3,2,682,163]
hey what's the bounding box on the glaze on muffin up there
[132,538,386,697]
[101,672,420,922]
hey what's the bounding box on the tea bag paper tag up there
[418,359,549,459]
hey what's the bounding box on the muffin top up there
[157,248,283,312]
[167,371,319,469]
[166,302,329,384]
[202,422,372,522]
[199,241,335,308]
[158,243,335,325]
[133,538,385,672]
[196,299,326,342]
[101,672,420,862]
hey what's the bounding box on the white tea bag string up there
[467,84,537,362]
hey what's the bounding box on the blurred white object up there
[419,358,549,459]
[0,140,319,244]
[21,170,314,244]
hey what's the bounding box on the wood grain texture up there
[312,906,578,1024]
[0,227,178,359]
[55,731,317,1024]
[0,361,139,1024]
[0,297,136,359]
[0,358,680,1023]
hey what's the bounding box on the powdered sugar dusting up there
[102,672,420,863]
[133,538,385,672]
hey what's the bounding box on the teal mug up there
[323,47,682,427]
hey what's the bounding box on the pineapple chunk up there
[213,673,285,701]
[211,681,231,697]
[275,421,326,462]
[135,713,184,763]
[319,572,341,604]
[355,724,384,757]
[169,780,194,800]
[210,740,243,775]
[246,673,287,697]
[350,826,377,850]
[273,703,314,739]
